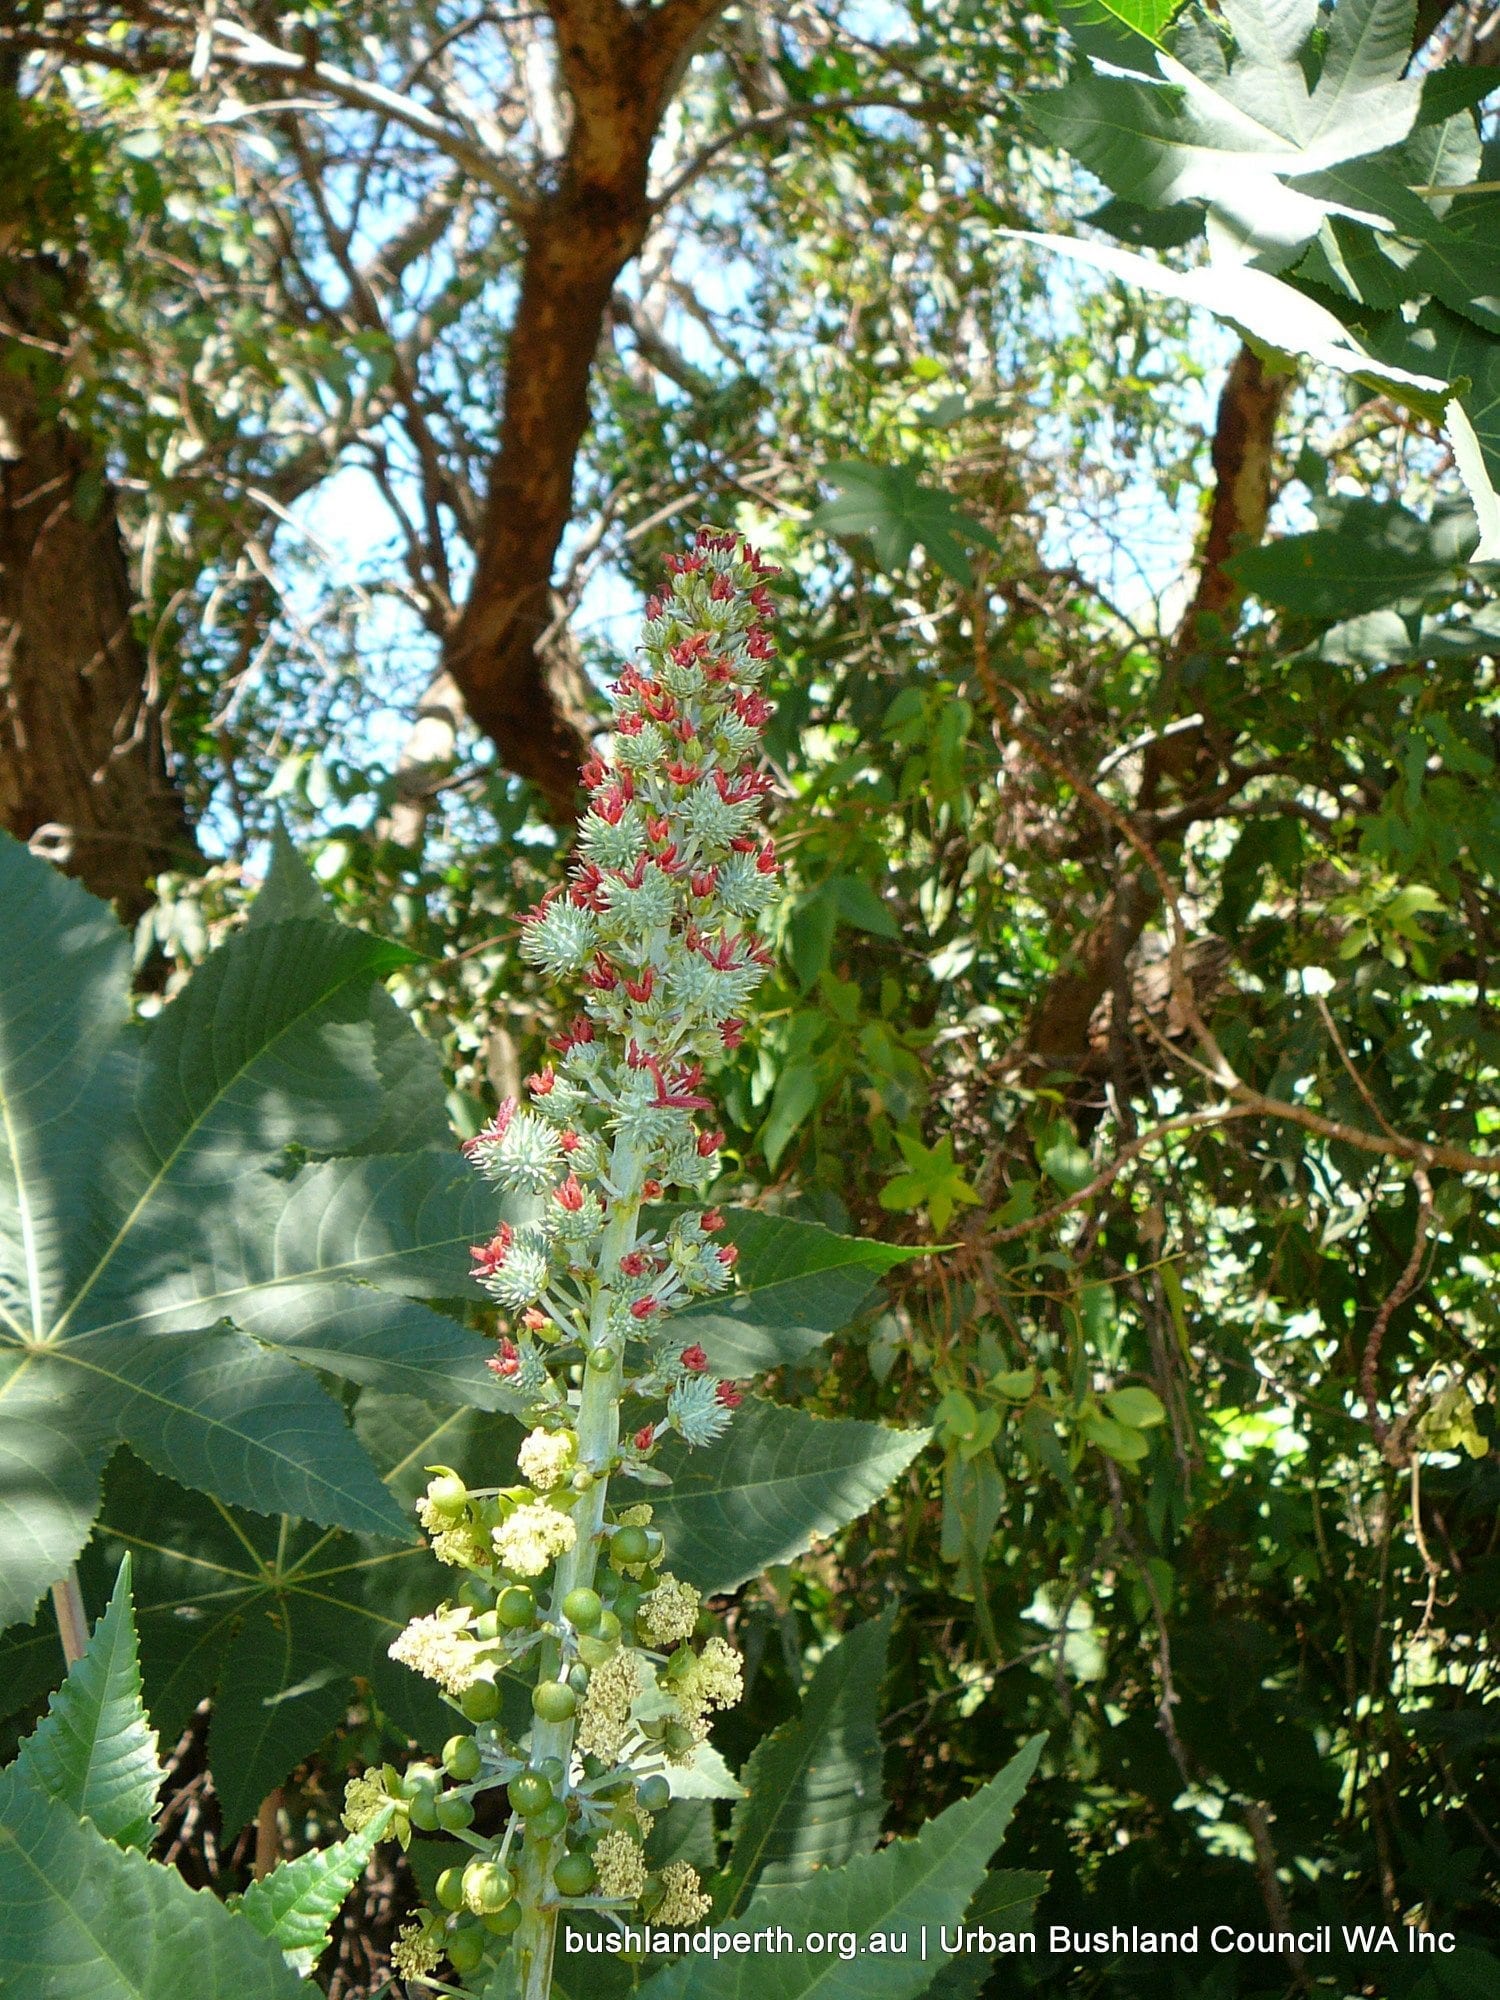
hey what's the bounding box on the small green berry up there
[587,1347,615,1373]
[436,1793,475,1831]
[436,1866,466,1912]
[483,1900,524,1935]
[532,1679,577,1723]
[497,1586,536,1629]
[425,1471,469,1516]
[473,1609,501,1640]
[637,1774,671,1813]
[561,1587,603,1630]
[610,1525,651,1569]
[461,1679,503,1723]
[663,1721,696,1758]
[508,1771,553,1816]
[447,1924,486,1974]
[553,1851,596,1897]
[444,1734,483,1782]
[535,1757,566,1787]
[462,1859,513,1914]
[408,1791,440,1831]
[567,1662,590,1694]
[596,1609,622,1644]
[528,1798,569,1841]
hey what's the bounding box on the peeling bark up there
[0,259,196,918]
[444,0,725,817]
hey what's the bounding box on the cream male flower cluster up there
[357,530,783,1997]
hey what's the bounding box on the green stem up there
[517,1140,641,2000]
[50,1566,88,1666]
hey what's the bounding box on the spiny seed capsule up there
[532,1680,577,1723]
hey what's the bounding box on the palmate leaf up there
[0,1394,537,1835]
[0,835,509,1632]
[14,1556,162,1850]
[0,1764,310,2000]
[638,1736,1045,2000]
[809,462,1003,586]
[671,1209,922,1376]
[719,1615,891,1914]
[653,1398,929,1595]
[1033,0,1421,264]
[237,1806,393,1974]
[1228,498,1479,618]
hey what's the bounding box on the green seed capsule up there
[496,1586,536,1629]
[405,1764,440,1797]
[426,1471,469,1516]
[527,1798,569,1841]
[576,1633,617,1669]
[567,1662,591,1694]
[460,1679,503,1723]
[483,1900,524,1935]
[408,1792,440,1831]
[643,1528,664,1561]
[462,1860,513,1914]
[637,1774,671,1813]
[435,1866,466,1912]
[535,1757,566,1787]
[610,1525,651,1569]
[561,1587,603,1630]
[662,1721,695,1759]
[553,1851,596,1897]
[444,1734,483,1782]
[436,1793,475,1831]
[473,1610,501,1641]
[532,1679,577,1723]
[508,1772,553,1816]
[447,1924,486,1974]
[587,1347,615,1373]
[596,1610,622,1644]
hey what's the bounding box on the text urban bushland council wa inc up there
[563,1922,1460,1961]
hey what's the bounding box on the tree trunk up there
[0,258,195,919]
[443,0,725,817]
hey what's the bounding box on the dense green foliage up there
[2,0,1498,1995]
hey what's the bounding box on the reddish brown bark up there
[444,0,725,817]
[0,259,196,918]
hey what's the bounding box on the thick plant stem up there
[50,1566,88,1665]
[518,1143,640,2000]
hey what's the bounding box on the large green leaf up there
[810,462,1003,586]
[921,1870,1047,2000]
[0,1396,534,1834]
[654,1398,928,1595]
[719,1615,890,1914]
[674,1210,920,1376]
[1031,0,1421,263]
[237,1808,393,1974]
[0,1762,310,1999]
[1229,499,1478,618]
[638,1736,1045,2000]
[14,1557,162,1851]
[0,836,508,1631]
